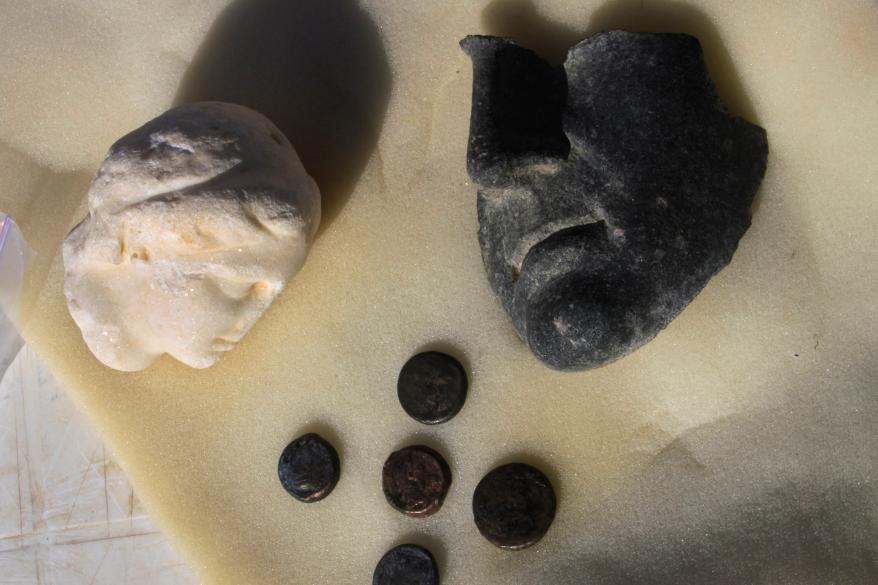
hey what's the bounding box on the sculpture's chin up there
[522,272,639,371]
[514,221,655,370]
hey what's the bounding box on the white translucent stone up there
[63,102,320,371]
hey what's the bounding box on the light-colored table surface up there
[2,1,876,583]
[0,346,197,585]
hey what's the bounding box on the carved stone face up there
[462,32,768,370]
[63,102,320,371]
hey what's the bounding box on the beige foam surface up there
[2,1,878,583]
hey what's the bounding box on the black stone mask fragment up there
[461,31,768,371]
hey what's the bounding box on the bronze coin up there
[277,433,340,503]
[397,351,468,425]
[372,544,439,585]
[382,445,451,517]
[472,462,556,549]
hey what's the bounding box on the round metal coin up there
[372,544,439,585]
[397,351,468,424]
[277,433,340,503]
[472,462,556,550]
[382,445,451,517]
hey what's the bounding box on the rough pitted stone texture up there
[63,102,320,371]
[461,31,768,371]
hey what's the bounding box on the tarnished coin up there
[397,351,468,424]
[277,433,340,503]
[472,462,556,549]
[382,445,451,517]
[372,544,439,585]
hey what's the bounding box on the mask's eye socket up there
[461,35,570,188]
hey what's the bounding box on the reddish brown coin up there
[382,445,451,517]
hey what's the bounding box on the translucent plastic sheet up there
[0,213,30,378]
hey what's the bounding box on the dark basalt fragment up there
[461,31,768,370]
[372,544,439,585]
[277,433,340,503]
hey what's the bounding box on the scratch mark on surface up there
[102,444,110,536]
[35,547,44,585]
[17,354,39,531]
[0,479,19,516]
[63,466,92,529]
[40,402,75,484]
[62,445,101,529]
[14,372,23,536]
[129,487,134,530]
[87,544,112,585]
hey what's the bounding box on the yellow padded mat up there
[2,1,877,583]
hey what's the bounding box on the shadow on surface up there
[545,374,878,584]
[481,0,585,65]
[491,450,564,508]
[411,340,473,388]
[293,420,345,471]
[481,0,757,123]
[586,0,758,123]
[391,532,449,579]
[390,434,452,462]
[175,0,392,234]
